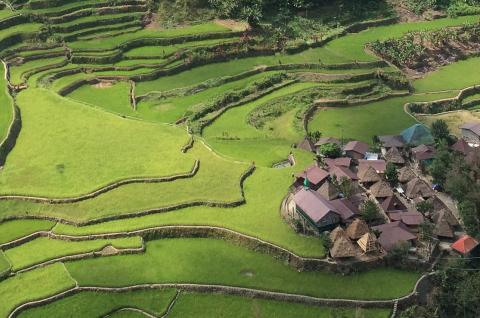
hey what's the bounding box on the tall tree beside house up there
[429,141,452,186]
[458,200,480,237]
[360,199,380,223]
[385,162,399,186]
[431,119,450,143]
[319,142,342,158]
[332,176,355,198]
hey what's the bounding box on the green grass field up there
[17,289,177,318]
[170,293,391,318]
[0,5,478,317]
[66,238,420,300]
[4,236,142,271]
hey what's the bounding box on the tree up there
[307,130,321,141]
[385,162,399,186]
[429,141,452,186]
[431,119,450,142]
[208,0,263,26]
[458,200,480,237]
[332,176,355,199]
[318,143,342,158]
[416,201,433,215]
[360,199,380,223]
[386,241,410,265]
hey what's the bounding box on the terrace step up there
[61,20,144,42]
[50,12,144,34]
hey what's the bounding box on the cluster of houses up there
[286,123,479,261]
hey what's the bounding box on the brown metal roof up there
[358,159,387,173]
[378,135,406,148]
[293,188,339,224]
[381,195,408,213]
[344,141,369,155]
[372,222,417,251]
[325,157,352,168]
[451,138,471,156]
[329,166,358,181]
[330,198,360,221]
[412,144,436,161]
[295,165,329,186]
[400,211,424,226]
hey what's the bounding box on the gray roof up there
[460,122,480,136]
[379,135,406,148]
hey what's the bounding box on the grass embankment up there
[204,82,320,166]
[66,238,420,300]
[0,73,13,142]
[52,150,325,258]
[9,57,67,85]
[0,143,248,222]
[0,88,193,197]
[0,263,76,318]
[0,219,55,245]
[308,91,458,143]
[4,236,143,271]
[170,293,391,318]
[0,251,10,275]
[17,289,177,318]
[67,22,232,50]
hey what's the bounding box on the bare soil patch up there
[93,80,115,89]
[214,19,250,32]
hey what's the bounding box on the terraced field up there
[0,0,479,317]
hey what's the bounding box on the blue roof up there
[400,124,434,146]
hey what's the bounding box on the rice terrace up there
[1,0,480,317]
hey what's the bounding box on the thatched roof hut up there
[329,226,346,242]
[434,211,454,238]
[317,181,339,201]
[433,208,459,227]
[330,235,356,258]
[346,218,369,240]
[384,146,405,165]
[370,180,394,198]
[358,165,381,184]
[357,232,379,253]
[398,166,416,183]
[405,178,434,199]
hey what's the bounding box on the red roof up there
[295,165,329,186]
[358,159,387,173]
[451,235,479,255]
[344,141,369,155]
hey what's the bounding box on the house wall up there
[461,129,480,145]
[345,150,364,160]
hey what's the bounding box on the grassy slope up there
[0,251,10,275]
[0,88,193,197]
[308,91,458,143]
[170,293,391,318]
[204,82,319,166]
[0,143,248,222]
[68,22,231,50]
[17,289,177,318]
[0,263,76,318]
[0,219,55,245]
[413,57,480,93]
[66,238,420,300]
[52,151,325,259]
[0,72,13,142]
[9,57,67,86]
[4,236,142,271]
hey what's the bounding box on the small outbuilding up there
[330,235,356,259]
[357,232,379,253]
[346,218,369,240]
[405,178,434,200]
[370,180,394,199]
[451,235,479,255]
[357,165,381,186]
[344,141,370,160]
[384,147,405,165]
